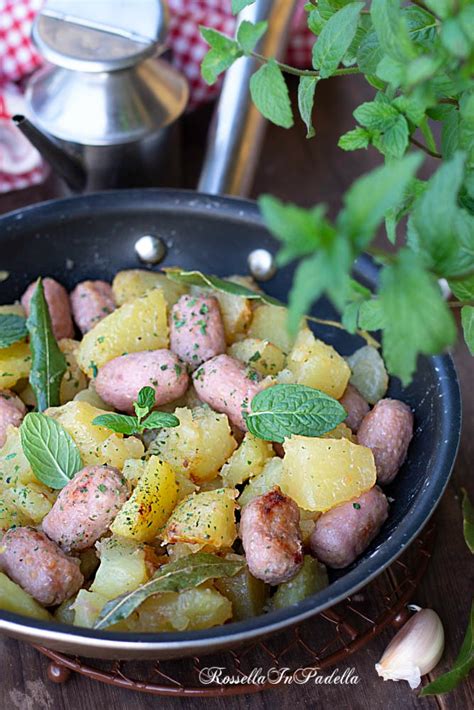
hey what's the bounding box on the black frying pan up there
[0,189,461,659]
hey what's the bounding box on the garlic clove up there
[375,608,445,689]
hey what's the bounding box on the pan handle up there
[197,0,299,198]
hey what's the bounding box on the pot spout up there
[13,114,87,193]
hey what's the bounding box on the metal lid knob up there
[32,0,168,73]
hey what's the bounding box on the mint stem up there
[250,52,361,78]
[409,136,442,159]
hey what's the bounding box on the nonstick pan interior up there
[0,189,461,658]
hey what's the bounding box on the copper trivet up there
[34,523,435,697]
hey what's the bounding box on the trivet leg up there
[47,661,71,684]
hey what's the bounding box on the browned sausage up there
[70,280,116,334]
[309,487,389,568]
[239,486,303,584]
[357,398,414,484]
[21,277,74,341]
[0,527,83,606]
[193,354,263,430]
[0,389,26,446]
[169,295,226,369]
[94,349,189,413]
[42,465,129,552]
[339,384,370,433]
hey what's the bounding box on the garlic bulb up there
[375,608,445,689]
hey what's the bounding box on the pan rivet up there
[248,249,276,281]
[135,235,166,264]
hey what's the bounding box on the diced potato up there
[59,338,88,404]
[175,471,198,501]
[287,328,350,399]
[122,458,147,488]
[166,541,204,560]
[47,400,144,468]
[154,384,202,414]
[163,488,238,548]
[228,338,285,376]
[347,345,388,404]
[220,432,274,487]
[122,586,232,632]
[76,289,168,377]
[151,406,237,484]
[0,426,37,486]
[112,270,187,307]
[198,475,228,492]
[0,489,31,531]
[90,537,153,600]
[73,382,114,411]
[0,341,31,389]
[0,303,25,317]
[275,368,296,384]
[0,572,52,621]
[247,305,298,353]
[110,457,178,542]
[215,559,268,620]
[272,556,328,610]
[73,589,110,628]
[238,457,284,508]
[299,509,320,545]
[213,290,252,344]
[281,436,376,512]
[54,597,76,624]
[9,483,53,523]
[321,422,356,442]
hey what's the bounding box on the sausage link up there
[42,465,129,552]
[192,354,263,430]
[94,349,189,413]
[309,486,389,568]
[170,295,226,369]
[0,389,26,446]
[70,280,116,334]
[239,486,303,584]
[0,527,83,605]
[21,277,74,341]
[357,398,414,484]
[339,384,370,433]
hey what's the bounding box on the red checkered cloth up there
[0,0,314,193]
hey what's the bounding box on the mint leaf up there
[250,60,293,128]
[141,411,180,430]
[379,250,457,384]
[338,153,423,249]
[462,488,474,554]
[449,275,474,301]
[259,195,329,266]
[232,0,256,14]
[441,18,470,59]
[371,0,416,63]
[200,27,243,85]
[408,152,474,277]
[93,413,141,436]
[133,386,156,421]
[94,552,244,629]
[0,314,27,349]
[26,278,67,412]
[420,602,473,696]
[245,384,347,443]
[298,76,319,138]
[20,413,82,489]
[354,99,400,130]
[338,126,370,150]
[461,306,474,355]
[375,113,409,159]
[236,20,267,54]
[357,31,384,74]
[312,2,364,78]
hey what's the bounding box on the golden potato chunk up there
[238,456,284,508]
[110,457,178,542]
[59,338,88,404]
[76,289,168,377]
[0,426,37,486]
[281,436,376,512]
[90,537,153,600]
[163,488,238,548]
[151,406,237,484]
[112,270,187,307]
[247,305,297,353]
[0,572,52,621]
[228,337,285,376]
[0,303,25,317]
[287,328,350,399]
[321,422,356,442]
[220,432,274,487]
[0,341,31,389]
[47,400,144,468]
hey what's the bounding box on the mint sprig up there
[92,386,179,435]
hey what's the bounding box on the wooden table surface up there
[0,75,472,710]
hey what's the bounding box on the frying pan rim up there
[0,189,462,653]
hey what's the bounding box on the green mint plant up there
[200,0,474,385]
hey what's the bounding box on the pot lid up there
[32,0,168,72]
